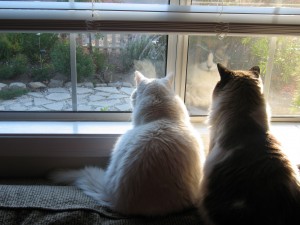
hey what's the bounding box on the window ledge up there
[0,121,299,178]
[0,121,132,135]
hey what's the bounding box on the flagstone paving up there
[0,86,135,112]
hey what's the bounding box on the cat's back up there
[202,64,300,225]
[125,118,203,166]
[203,130,300,225]
[110,118,204,215]
[138,118,200,143]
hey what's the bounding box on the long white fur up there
[50,71,204,216]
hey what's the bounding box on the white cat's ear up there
[164,72,175,87]
[134,71,145,86]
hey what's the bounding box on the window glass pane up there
[192,0,299,7]
[186,35,300,117]
[75,33,167,112]
[0,33,167,112]
[0,0,169,3]
[94,0,169,3]
[0,33,72,111]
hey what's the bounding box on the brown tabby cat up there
[200,64,300,225]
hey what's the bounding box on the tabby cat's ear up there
[163,72,175,88]
[134,71,145,86]
[250,66,260,78]
[217,63,232,81]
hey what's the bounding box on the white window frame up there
[0,0,300,123]
[0,1,300,177]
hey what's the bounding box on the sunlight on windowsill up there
[0,121,299,165]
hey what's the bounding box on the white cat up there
[186,52,221,112]
[185,41,229,113]
[200,64,300,225]
[51,71,204,216]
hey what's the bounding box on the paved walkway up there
[0,86,135,111]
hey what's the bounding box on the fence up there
[80,33,130,54]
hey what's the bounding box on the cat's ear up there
[134,71,145,86]
[217,63,232,81]
[163,72,175,88]
[250,66,260,78]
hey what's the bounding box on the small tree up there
[50,40,96,82]
[0,54,29,80]
[0,33,58,64]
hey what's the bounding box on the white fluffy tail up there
[50,166,108,205]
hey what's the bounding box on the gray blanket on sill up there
[0,181,203,225]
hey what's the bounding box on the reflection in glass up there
[186,35,300,116]
[75,33,167,112]
[192,0,300,7]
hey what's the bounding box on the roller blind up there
[0,1,300,35]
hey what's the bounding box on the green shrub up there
[0,88,28,100]
[77,47,95,82]
[93,50,107,73]
[50,41,70,76]
[0,64,14,79]
[0,33,58,64]
[10,54,29,76]
[0,54,29,80]
[242,36,300,84]
[294,95,300,106]
[50,41,95,82]
[100,106,110,111]
[0,35,14,61]
[31,63,54,82]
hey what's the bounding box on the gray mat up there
[0,183,203,225]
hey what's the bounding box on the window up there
[0,0,300,121]
[192,0,298,7]
[0,0,300,177]
[0,33,167,112]
[186,35,300,117]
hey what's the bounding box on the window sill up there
[0,121,299,178]
[0,121,132,135]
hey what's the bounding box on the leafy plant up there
[242,37,269,75]
[93,50,107,73]
[0,54,29,80]
[50,40,95,82]
[293,94,300,107]
[100,106,110,111]
[0,35,15,61]
[0,88,28,100]
[0,63,14,79]
[76,47,95,82]
[10,54,29,76]
[31,63,54,82]
[50,40,70,76]
[243,36,300,112]
[0,33,58,64]
[242,36,300,84]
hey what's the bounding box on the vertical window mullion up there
[263,36,277,101]
[70,33,78,111]
[175,34,189,99]
[166,34,177,90]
